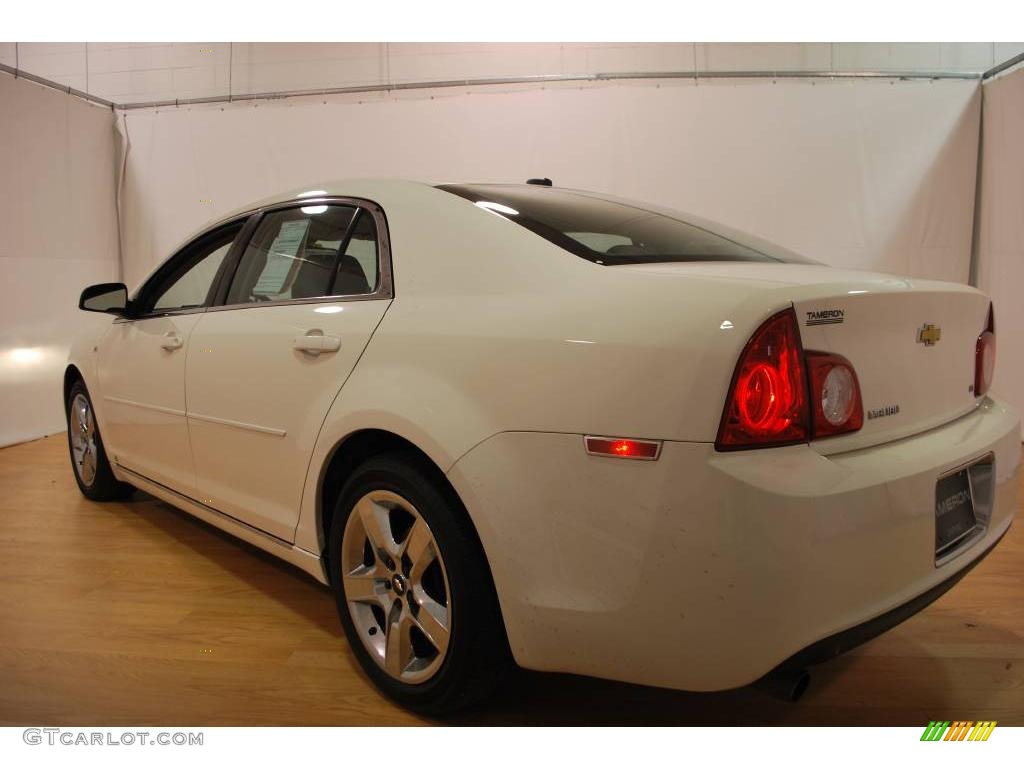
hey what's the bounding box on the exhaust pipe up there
[754,666,811,702]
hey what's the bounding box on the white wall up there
[975,66,1024,417]
[2,42,1022,105]
[119,77,981,291]
[0,73,120,447]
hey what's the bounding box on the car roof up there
[206,179,588,227]
[189,178,809,269]
[201,178,434,228]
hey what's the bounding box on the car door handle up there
[160,332,184,351]
[293,333,341,355]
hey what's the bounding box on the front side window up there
[225,205,379,305]
[439,184,811,266]
[144,223,242,314]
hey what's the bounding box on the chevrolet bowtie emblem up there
[917,324,942,346]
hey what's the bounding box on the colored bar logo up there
[921,721,997,741]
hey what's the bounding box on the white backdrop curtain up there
[119,78,981,291]
[975,67,1024,419]
[0,74,120,447]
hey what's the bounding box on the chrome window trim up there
[206,293,388,312]
[114,306,207,323]
[209,196,393,312]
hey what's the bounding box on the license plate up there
[935,467,978,558]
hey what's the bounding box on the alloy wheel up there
[69,393,98,486]
[341,490,452,683]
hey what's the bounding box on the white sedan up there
[66,179,1020,711]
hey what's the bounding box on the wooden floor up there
[1,434,1022,726]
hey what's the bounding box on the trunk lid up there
[795,286,988,455]
[619,262,990,454]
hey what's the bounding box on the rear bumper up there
[770,522,1009,673]
[448,397,1020,691]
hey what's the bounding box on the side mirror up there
[79,283,129,316]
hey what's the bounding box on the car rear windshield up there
[438,184,803,266]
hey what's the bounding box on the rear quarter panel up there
[293,182,786,553]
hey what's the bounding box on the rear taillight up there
[806,353,863,438]
[716,308,809,450]
[716,307,864,451]
[975,304,996,398]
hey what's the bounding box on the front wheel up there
[66,379,133,501]
[328,452,511,713]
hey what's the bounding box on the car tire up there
[328,451,511,714]
[66,379,133,501]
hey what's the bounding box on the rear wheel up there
[66,379,133,501]
[328,452,511,713]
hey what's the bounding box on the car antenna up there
[526,178,553,187]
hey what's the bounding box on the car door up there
[185,200,393,541]
[97,219,248,496]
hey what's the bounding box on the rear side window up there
[439,184,805,266]
[334,210,379,295]
[225,205,379,305]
